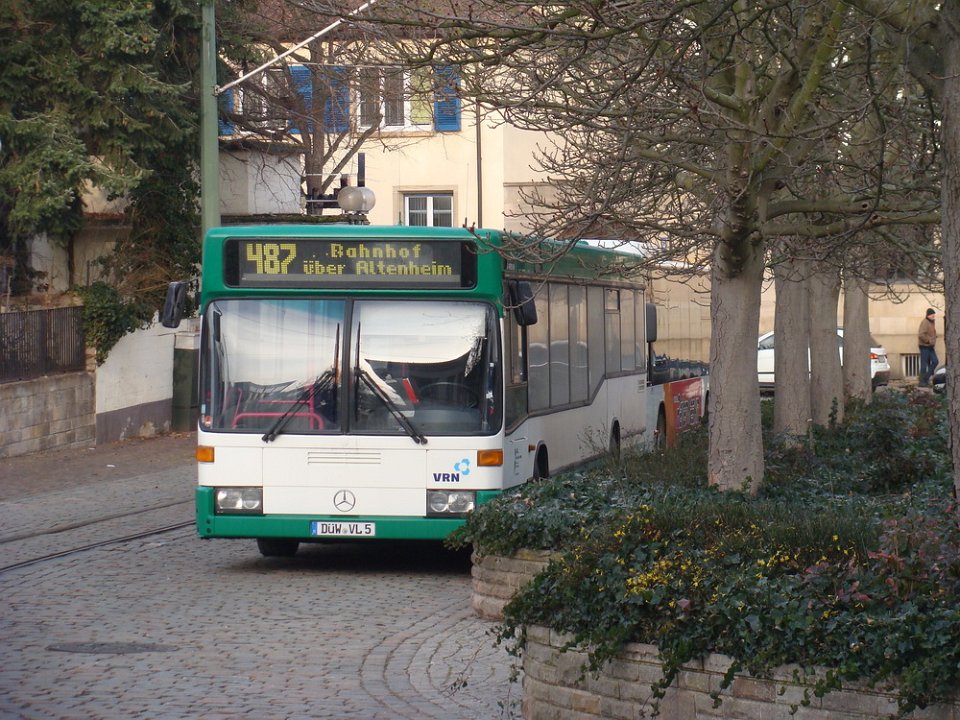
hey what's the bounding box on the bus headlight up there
[215,488,263,514]
[426,490,475,517]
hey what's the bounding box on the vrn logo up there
[433,458,471,482]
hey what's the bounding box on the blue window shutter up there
[288,65,313,134]
[433,65,461,132]
[323,66,349,134]
[218,88,235,136]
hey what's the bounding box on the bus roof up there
[202,224,646,289]
[205,224,487,240]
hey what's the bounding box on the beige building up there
[214,69,943,382]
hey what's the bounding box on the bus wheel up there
[655,409,667,450]
[533,447,550,481]
[257,538,299,557]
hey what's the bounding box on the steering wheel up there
[417,382,479,407]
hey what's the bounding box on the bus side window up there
[504,291,528,427]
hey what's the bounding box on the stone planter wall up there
[523,624,959,720]
[470,550,554,621]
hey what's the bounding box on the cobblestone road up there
[0,435,520,720]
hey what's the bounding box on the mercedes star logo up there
[333,490,356,512]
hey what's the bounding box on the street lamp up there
[338,186,376,224]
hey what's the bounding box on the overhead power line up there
[217,0,379,96]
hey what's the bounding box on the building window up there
[358,67,433,130]
[239,68,288,132]
[358,67,380,128]
[605,289,621,373]
[404,193,453,227]
[227,64,348,137]
[223,63,455,138]
[357,65,460,132]
[549,284,570,406]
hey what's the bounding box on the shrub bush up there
[72,281,152,364]
[457,390,957,716]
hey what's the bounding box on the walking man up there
[918,307,939,386]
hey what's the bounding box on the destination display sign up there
[225,238,475,289]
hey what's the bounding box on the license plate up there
[310,521,376,537]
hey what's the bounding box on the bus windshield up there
[199,299,501,437]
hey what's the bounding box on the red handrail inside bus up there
[232,411,325,430]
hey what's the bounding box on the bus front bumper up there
[195,487,500,541]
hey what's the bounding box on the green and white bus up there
[162,224,708,556]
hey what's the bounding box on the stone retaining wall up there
[0,372,96,458]
[523,624,958,720]
[470,550,554,621]
[470,554,958,719]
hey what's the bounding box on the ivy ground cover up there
[453,390,959,716]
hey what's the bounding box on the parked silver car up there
[757,328,891,390]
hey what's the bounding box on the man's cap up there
[927,308,937,316]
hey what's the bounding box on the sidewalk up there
[0,431,197,502]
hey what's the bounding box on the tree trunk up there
[304,143,327,198]
[808,265,843,427]
[773,259,812,437]
[941,1,960,501]
[304,40,327,199]
[708,242,765,494]
[842,273,872,403]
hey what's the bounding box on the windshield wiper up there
[355,366,427,445]
[261,373,332,443]
[262,325,340,443]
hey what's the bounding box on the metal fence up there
[0,306,86,384]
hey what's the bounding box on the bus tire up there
[533,447,550,481]
[257,538,299,557]
[655,408,667,450]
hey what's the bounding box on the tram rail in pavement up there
[0,431,520,719]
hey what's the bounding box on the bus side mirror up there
[161,281,188,328]
[508,281,538,326]
[645,303,658,344]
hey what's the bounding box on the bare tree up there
[316,0,943,491]
[842,274,873,402]
[772,256,812,438]
[766,19,941,430]
[938,4,960,501]
[848,0,960,501]
[217,1,438,211]
[808,262,844,425]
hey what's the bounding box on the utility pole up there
[200,0,379,234]
[200,0,221,235]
